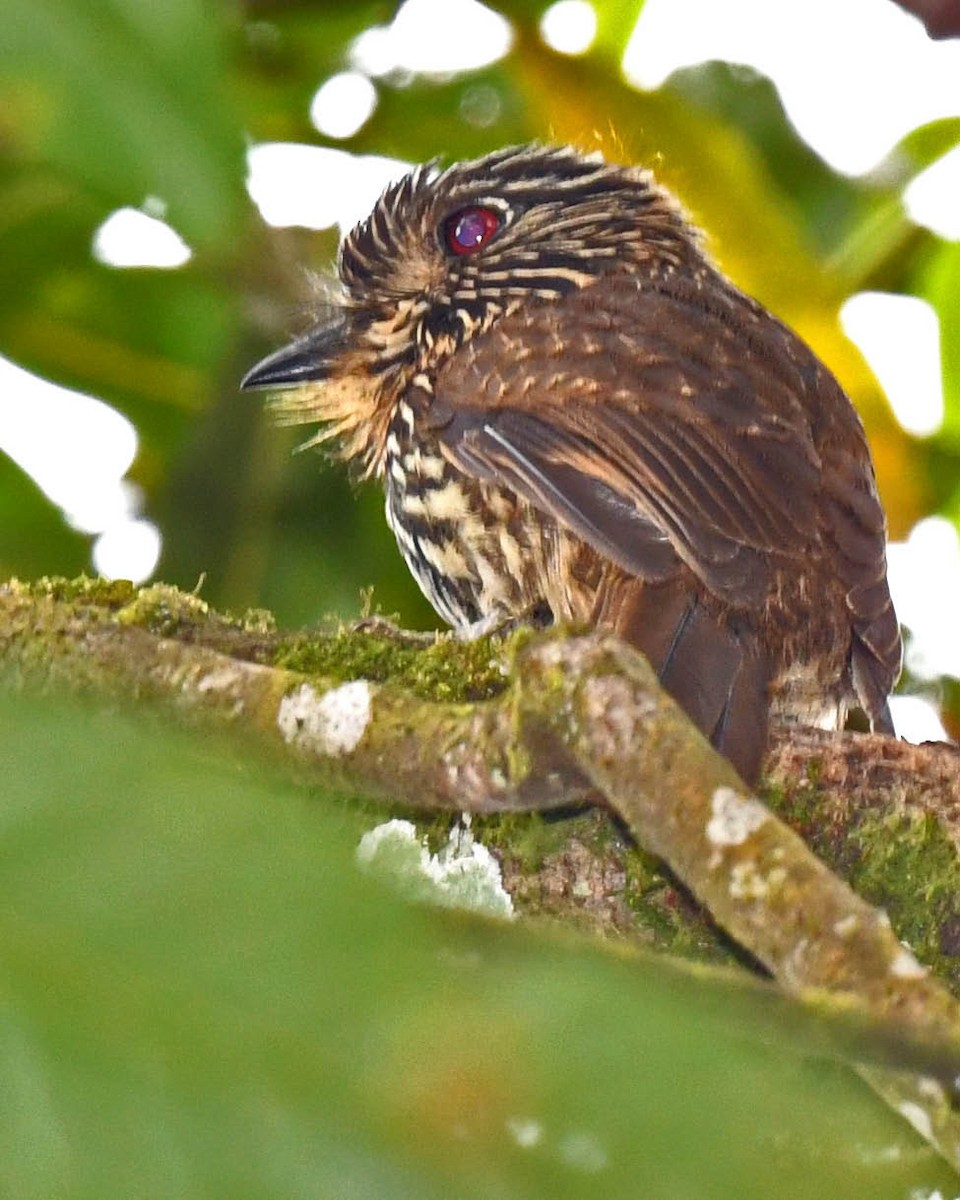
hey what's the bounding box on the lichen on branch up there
[4,575,960,1170]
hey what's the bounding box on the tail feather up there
[709,648,770,785]
[595,574,770,784]
[851,636,898,736]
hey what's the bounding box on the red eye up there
[444,206,500,256]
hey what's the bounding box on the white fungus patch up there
[277,680,372,755]
[706,787,769,847]
[729,860,786,901]
[357,816,514,919]
[890,947,929,980]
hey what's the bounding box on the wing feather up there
[434,272,829,606]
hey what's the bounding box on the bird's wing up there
[431,270,836,607]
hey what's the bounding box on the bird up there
[242,143,901,784]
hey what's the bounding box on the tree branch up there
[4,576,960,1168]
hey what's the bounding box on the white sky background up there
[2,0,959,740]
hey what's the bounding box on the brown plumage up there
[242,144,901,783]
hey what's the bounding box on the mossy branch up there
[4,576,960,1169]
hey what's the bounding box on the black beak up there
[240,317,350,391]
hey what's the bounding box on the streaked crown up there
[339,144,693,341]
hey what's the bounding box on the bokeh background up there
[2,0,960,733]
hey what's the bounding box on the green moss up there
[621,846,737,964]
[235,608,278,636]
[273,629,508,703]
[471,810,594,872]
[467,806,739,965]
[845,808,960,989]
[621,843,667,896]
[117,583,212,636]
[761,770,822,835]
[8,576,276,641]
[763,761,960,988]
[7,577,506,701]
[12,574,138,609]
[116,584,277,642]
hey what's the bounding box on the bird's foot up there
[350,615,439,648]
[453,601,554,642]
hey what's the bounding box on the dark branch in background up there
[4,576,960,1170]
[891,0,960,36]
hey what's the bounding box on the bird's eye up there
[444,206,500,256]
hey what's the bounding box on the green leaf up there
[922,239,960,449]
[236,1,392,145]
[874,116,960,189]
[0,0,249,586]
[0,0,246,249]
[1,692,956,1198]
[593,0,647,63]
[355,69,534,165]
[0,455,89,579]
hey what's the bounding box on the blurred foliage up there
[2,0,960,635]
[2,688,959,1199]
[2,1,960,1187]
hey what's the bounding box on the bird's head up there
[242,143,693,475]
